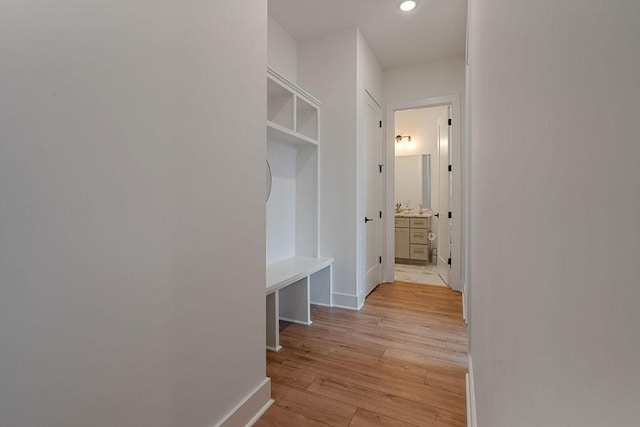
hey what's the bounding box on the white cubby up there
[267,67,319,146]
[267,77,294,130]
[266,125,318,262]
[265,67,332,352]
[296,96,318,140]
[266,67,321,263]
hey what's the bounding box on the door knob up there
[364,217,373,223]
[434,213,440,218]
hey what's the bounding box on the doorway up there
[393,105,450,287]
[383,95,463,292]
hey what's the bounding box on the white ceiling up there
[268,0,468,69]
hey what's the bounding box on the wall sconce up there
[395,135,412,143]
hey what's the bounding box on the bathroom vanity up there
[395,214,432,263]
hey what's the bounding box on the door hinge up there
[379,164,383,173]
[448,164,452,172]
[448,211,452,219]
[448,258,452,266]
[379,120,383,128]
[379,211,382,219]
[379,256,383,264]
[448,118,452,126]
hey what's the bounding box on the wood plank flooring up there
[256,282,468,427]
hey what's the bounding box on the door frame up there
[383,95,464,291]
[436,106,452,285]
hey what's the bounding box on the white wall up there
[298,28,359,308]
[468,0,640,425]
[266,143,297,264]
[383,57,465,107]
[394,107,446,158]
[356,29,383,105]
[0,2,269,426]
[268,15,298,83]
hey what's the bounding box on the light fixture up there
[399,1,417,12]
[395,135,412,143]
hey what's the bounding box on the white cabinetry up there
[265,67,332,352]
[267,67,319,145]
[266,67,321,261]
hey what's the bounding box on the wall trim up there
[310,302,332,308]
[462,281,467,324]
[331,292,361,310]
[245,398,274,427]
[215,377,272,427]
[466,355,477,427]
[279,317,312,326]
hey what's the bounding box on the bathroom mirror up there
[395,154,431,209]
[266,160,272,202]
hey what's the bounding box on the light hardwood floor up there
[256,281,468,427]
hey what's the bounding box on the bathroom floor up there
[394,262,447,287]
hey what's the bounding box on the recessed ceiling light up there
[399,1,417,12]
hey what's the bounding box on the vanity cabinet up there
[395,216,431,263]
[395,227,410,259]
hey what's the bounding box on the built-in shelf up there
[267,67,320,146]
[267,77,294,130]
[265,256,333,352]
[296,96,318,140]
[265,67,329,352]
[267,121,318,147]
[266,256,333,295]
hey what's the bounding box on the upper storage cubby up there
[295,97,318,140]
[267,67,320,146]
[267,77,294,130]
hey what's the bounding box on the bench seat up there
[265,256,333,352]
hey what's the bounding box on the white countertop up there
[395,210,433,218]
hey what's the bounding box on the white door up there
[437,107,452,284]
[364,93,382,297]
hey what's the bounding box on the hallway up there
[257,282,468,426]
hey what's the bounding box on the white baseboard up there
[215,377,272,427]
[310,301,332,308]
[462,284,467,324]
[266,345,282,353]
[466,355,477,427]
[331,292,360,310]
[357,290,368,310]
[245,399,274,427]
[279,317,312,326]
